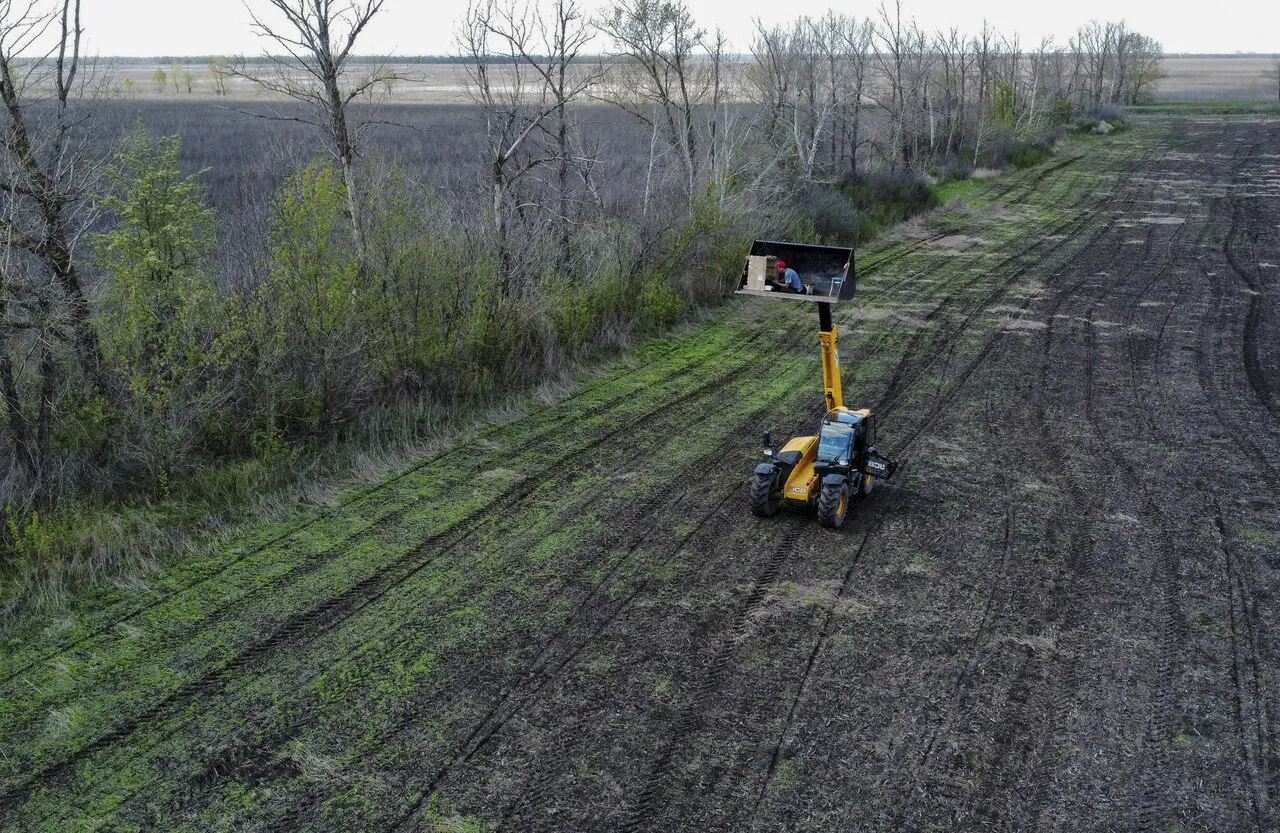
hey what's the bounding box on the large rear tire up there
[817,481,849,529]
[749,472,780,517]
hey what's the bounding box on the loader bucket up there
[736,240,856,302]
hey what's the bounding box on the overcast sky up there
[80,0,1278,57]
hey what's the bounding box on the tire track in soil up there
[638,146,1148,832]
[881,154,1154,830]
[386,492,750,833]
[879,150,1152,447]
[1079,225,1192,833]
[873,181,1101,418]
[0,327,749,689]
[1012,126,1272,832]
[634,148,1146,832]
[839,137,1157,829]
[116,324,824,830]
[2,323,810,822]
[1214,506,1277,828]
[1194,132,1280,501]
[1182,134,1280,830]
[843,158,1096,422]
[1010,155,1191,831]
[375,387,824,833]
[477,390,847,831]
[0,322,747,685]
[485,479,762,830]
[737,510,888,829]
[1013,252,1124,832]
[613,525,804,833]
[896,127,1254,829]
[1225,190,1280,426]
[1106,130,1276,831]
[1192,268,1280,829]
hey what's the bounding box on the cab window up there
[816,422,854,464]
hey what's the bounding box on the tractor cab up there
[815,408,873,474]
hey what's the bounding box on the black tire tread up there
[749,473,778,517]
[816,482,848,528]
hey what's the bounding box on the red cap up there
[775,259,787,270]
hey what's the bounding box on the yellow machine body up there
[780,436,818,502]
[777,405,872,505]
[819,324,842,413]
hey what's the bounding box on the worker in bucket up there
[771,259,809,294]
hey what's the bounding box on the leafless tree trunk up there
[0,0,109,483]
[749,21,793,153]
[873,0,910,170]
[838,18,873,175]
[597,0,711,203]
[934,27,970,158]
[529,0,597,274]
[971,21,994,166]
[459,0,597,297]
[228,0,395,270]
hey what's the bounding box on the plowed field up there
[3,116,1280,832]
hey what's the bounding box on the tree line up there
[0,0,1160,603]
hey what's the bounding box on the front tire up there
[817,481,849,529]
[749,472,780,517]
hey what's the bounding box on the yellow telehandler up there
[738,241,897,529]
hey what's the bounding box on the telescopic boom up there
[818,302,842,411]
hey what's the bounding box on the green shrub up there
[1010,144,1052,168]
[91,122,226,489]
[637,276,683,327]
[250,160,363,439]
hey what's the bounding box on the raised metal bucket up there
[736,240,856,302]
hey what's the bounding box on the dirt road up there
[2,116,1279,832]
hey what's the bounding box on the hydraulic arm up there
[818,302,842,412]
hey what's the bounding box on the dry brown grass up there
[1158,56,1279,101]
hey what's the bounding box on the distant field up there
[104,60,584,104]
[1157,56,1279,101]
[105,55,1280,106]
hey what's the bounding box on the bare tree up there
[748,20,794,158]
[1123,32,1163,105]
[749,14,871,181]
[597,0,712,201]
[227,0,394,267]
[833,16,873,174]
[458,0,597,296]
[526,0,599,272]
[970,21,996,166]
[1074,20,1119,111]
[933,27,971,159]
[208,56,230,95]
[0,0,108,482]
[872,0,920,169]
